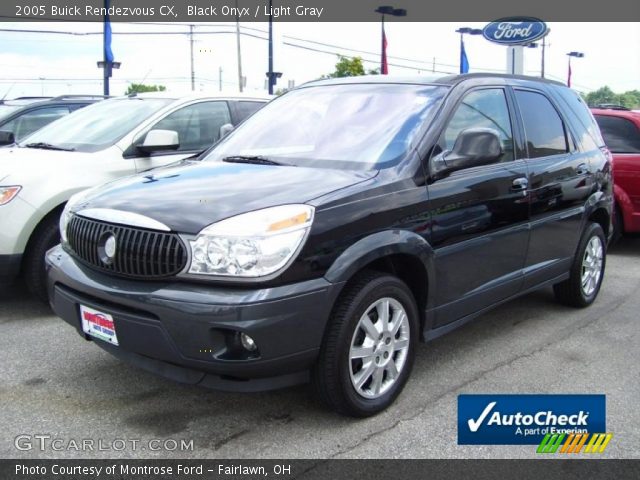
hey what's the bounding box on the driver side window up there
[138,101,231,153]
[440,88,515,163]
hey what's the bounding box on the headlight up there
[188,204,314,278]
[0,186,21,206]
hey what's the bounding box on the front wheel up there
[553,222,606,308]
[312,271,419,417]
[23,214,60,302]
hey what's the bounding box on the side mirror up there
[433,128,502,178]
[219,123,234,139]
[137,129,179,154]
[0,130,15,146]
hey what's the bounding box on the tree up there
[125,83,167,95]
[584,86,640,109]
[323,56,379,79]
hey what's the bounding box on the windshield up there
[18,97,172,152]
[205,83,447,169]
[0,104,22,122]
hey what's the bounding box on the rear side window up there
[555,87,605,148]
[515,90,568,158]
[235,101,265,122]
[594,115,640,154]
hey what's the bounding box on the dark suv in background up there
[47,74,612,416]
[0,95,106,145]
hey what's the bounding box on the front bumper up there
[46,245,343,392]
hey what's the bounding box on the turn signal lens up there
[0,186,21,206]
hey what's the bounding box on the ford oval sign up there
[483,18,548,46]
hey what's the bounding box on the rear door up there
[513,88,593,289]
[132,100,232,172]
[427,86,530,325]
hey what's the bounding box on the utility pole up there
[189,24,195,91]
[219,67,223,92]
[235,0,243,92]
[267,0,274,94]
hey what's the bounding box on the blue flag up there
[104,0,114,63]
[460,39,469,74]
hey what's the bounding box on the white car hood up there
[0,146,107,183]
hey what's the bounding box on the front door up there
[427,87,529,325]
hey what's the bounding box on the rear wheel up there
[553,222,606,308]
[312,271,419,417]
[23,214,60,302]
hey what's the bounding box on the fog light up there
[240,332,257,351]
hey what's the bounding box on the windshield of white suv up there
[205,83,447,169]
[18,97,172,152]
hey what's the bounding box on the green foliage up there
[125,83,167,95]
[324,56,380,79]
[584,86,640,109]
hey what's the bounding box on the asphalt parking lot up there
[1,237,639,460]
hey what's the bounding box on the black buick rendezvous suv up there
[47,74,612,416]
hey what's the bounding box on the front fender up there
[324,229,434,296]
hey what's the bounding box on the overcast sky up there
[0,22,638,98]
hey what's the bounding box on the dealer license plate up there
[80,305,119,346]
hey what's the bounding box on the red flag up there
[381,25,389,75]
[567,60,572,87]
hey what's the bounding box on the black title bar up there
[1,0,639,22]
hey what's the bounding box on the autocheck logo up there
[458,394,606,445]
[467,401,589,432]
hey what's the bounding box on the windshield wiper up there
[24,142,75,152]
[222,155,290,166]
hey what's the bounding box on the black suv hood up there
[78,160,376,233]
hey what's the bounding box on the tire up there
[312,271,419,417]
[23,213,61,302]
[553,222,606,308]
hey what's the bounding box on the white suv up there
[0,92,268,299]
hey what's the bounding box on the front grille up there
[66,215,187,278]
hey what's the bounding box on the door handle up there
[511,177,528,191]
[576,163,590,176]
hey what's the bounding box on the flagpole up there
[380,14,385,74]
[375,6,406,76]
[459,32,464,74]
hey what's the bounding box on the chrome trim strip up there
[75,208,171,231]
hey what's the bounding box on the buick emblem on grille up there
[98,233,117,265]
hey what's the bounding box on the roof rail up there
[594,103,630,111]
[12,96,53,100]
[50,95,111,100]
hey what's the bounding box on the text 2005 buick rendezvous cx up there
[47,74,612,416]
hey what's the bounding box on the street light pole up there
[566,51,585,88]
